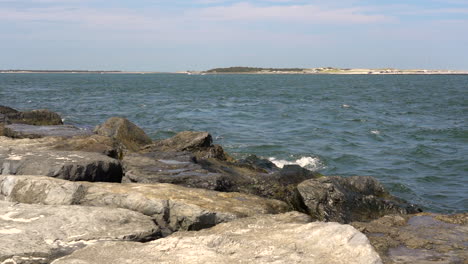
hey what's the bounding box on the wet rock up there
[0,137,122,182]
[3,124,93,139]
[125,138,320,206]
[296,176,421,223]
[145,131,233,161]
[0,201,159,264]
[122,151,232,190]
[53,212,382,264]
[277,164,320,185]
[237,155,278,172]
[94,117,152,152]
[0,175,289,235]
[123,149,320,206]
[351,213,468,264]
[5,109,63,126]
[0,105,18,115]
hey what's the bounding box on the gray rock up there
[296,176,422,223]
[0,106,18,115]
[52,212,382,264]
[3,124,93,139]
[0,175,289,235]
[50,134,123,159]
[122,151,231,191]
[94,117,152,152]
[4,108,63,126]
[0,137,122,182]
[0,201,159,264]
[125,132,320,204]
[237,154,278,172]
[351,213,468,264]
[144,131,233,161]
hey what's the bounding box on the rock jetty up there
[0,105,466,264]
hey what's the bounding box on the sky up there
[1,0,467,71]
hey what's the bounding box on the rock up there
[51,134,123,159]
[236,154,278,172]
[94,117,152,152]
[145,131,233,161]
[0,106,18,136]
[3,124,93,139]
[277,164,320,185]
[52,212,382,264]
[351,213,468,264]
[0,135,121,159]
[296,176,422,223]
[126,132,320,205]
[5,109,63,126]
[122,151,232,191]
[0,175,289,235]
[123,150,321,207]
[0,201,159,264]
[0,105,18,115]
[0,137,122,182]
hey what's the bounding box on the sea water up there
[1,73,466,213]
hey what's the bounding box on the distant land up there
[2,67,468,75]
[0,70,161,74]
[182,67,468,75]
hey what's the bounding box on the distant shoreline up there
[192,67,468,75]
[2,68,468,75]
[0,70,163,74]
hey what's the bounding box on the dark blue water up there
[1,73,467,213]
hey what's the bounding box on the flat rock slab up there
[296,176,421,223]
[52,212,382,264]
[123,151,230,190]
[352,213,468,264]
[0,137,122,182]
[0,175,289,235]
[0,201,158,264]
[3,124,93,139]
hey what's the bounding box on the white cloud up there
[194,2,393,23]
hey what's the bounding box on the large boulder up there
[0,106,63,137]
[123,150,320,205]
[3,124,93,139]
[125,131,320,206]
[122,151,232,190]
[0,106,18,136]
[4,108,63,126]
[0,201,159,264]
[52,212,382,264]
[0,105,18,115]
[351,213,468,264]
[144,131,233,161]
[0,137,122,182]
[296,176,422,223]
[94,117,152,152]
[51,134,123,159]
[0,175,289,235]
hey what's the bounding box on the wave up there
[268,156,324,171]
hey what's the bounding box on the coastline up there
[2,68,468,75]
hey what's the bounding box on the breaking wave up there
[268,156,325,171]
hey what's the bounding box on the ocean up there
[1,73,467,213]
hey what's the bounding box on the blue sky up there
[1,0,467,71]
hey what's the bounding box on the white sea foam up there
[269,156,324,171]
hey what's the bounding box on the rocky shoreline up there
[0,105,466,264]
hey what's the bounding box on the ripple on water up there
[1,73,467,213]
